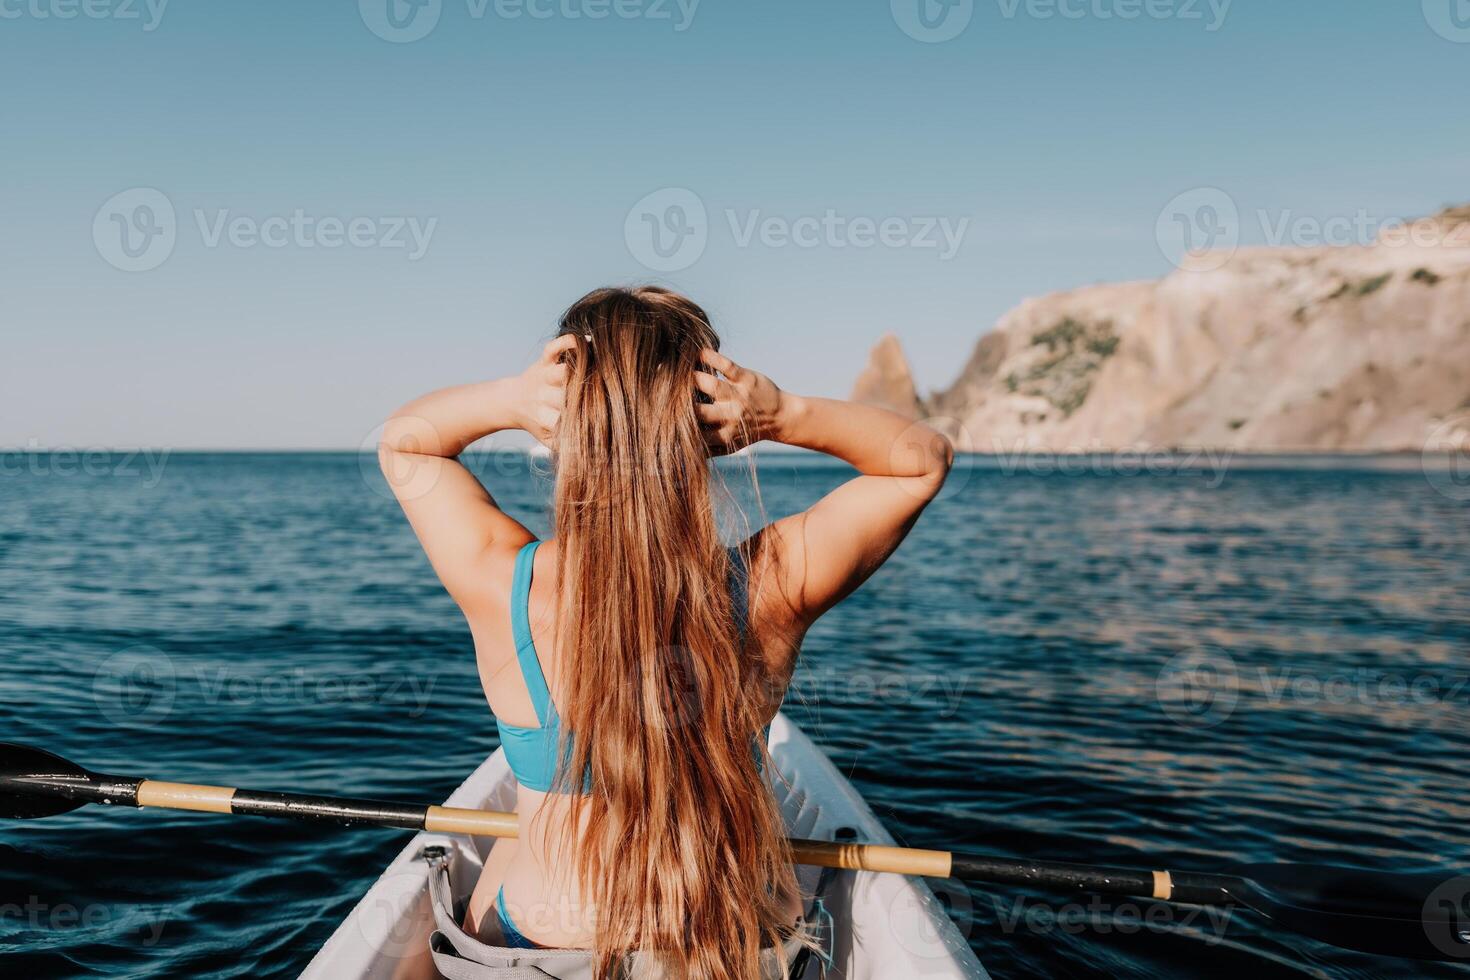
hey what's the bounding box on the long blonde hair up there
[549,286,798,978]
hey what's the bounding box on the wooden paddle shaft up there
[789,838,953,878]
[8,745,1460,963]
[134,780,518,837]
[131,780,951,876]
[34,776,1202,895]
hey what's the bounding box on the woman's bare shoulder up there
[739,530,807,681]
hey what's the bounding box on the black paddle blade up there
[0,743,96,819]
[1239,864,1470,962]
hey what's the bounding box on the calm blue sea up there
[2,452,1468,979]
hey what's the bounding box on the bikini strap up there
[513,541,742,727]
[510,540,554,727]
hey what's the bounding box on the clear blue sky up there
[3,0,1466,448]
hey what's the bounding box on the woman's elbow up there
[933,430,956,474]
[911,428,954,497]
[380,412,448,458]
[379,414,412,456]
[921,424,954,476]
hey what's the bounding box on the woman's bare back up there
[460,540,803,946]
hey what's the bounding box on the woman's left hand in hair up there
[694,349,788,454]
[515,335,575,447]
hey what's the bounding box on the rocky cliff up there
[850,333,923,417]
[857,206,1470,452]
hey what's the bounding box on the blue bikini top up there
[494,540,751,794]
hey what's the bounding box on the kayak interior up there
[301,714,987,979]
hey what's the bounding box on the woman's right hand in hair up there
[515,335,576,447]
[694,349,789,454]
[380,342,575,607]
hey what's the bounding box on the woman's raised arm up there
[695,349,953,631]
[379,335,573,606]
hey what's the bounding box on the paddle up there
[3,742,1466,962]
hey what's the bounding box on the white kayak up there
[301,713,988,979]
